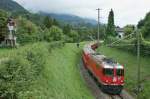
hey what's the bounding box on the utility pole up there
[137,29,141,99]
[96,8,101,43]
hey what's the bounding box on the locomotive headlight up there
[106,80,108,83]
[113,77,117,82]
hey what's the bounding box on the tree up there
[0,9,8,42]
[63,24,71,35]
[141,18,150,38]
[16,16,39,44]
[43,16,53,29]
[106,9,115,37]
[53,18,59,26]
[137,19,145,29]
[123,25,135,36]
[69,30,79,42]
[137,11,150,38]
[43,28,53,42]
[50,26,63,41]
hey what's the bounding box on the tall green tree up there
[63,24,71,35]
[137,11,150,38]
[53,18,59,26]
[141,18,150,38]
[43,16,53,29]
[106,9,115,37]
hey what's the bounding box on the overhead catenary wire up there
[108,44,135,47]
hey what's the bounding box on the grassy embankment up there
[97,46,150,99]
[0,42,94,99]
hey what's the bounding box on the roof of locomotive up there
[91,54,123,69]
[83,43,96,54]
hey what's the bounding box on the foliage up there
[43,28,53,42]
[43,16,53,29]
[16,16,41,44]
[69,30,79,42]
[106,9,115,37]
[123,25,135,36]
[0,42,93,99]
[63,24,71,35]
[141,18,150,38]
[0,9,8,41]
[49,26,63,41]
[53,18,59,26]
[137,11,150,38]
[0,43,48,98]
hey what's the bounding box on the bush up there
[16,16,40,44]
[49,26,63,41]
[0,43,50,98]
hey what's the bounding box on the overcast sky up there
[14,0,150,27]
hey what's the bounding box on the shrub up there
[16,16,40,44]
[0,43,49,98]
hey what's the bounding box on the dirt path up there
[78,59,135,99]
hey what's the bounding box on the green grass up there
[97,46,150,99]
[0,42,94,99]
[30,43,93,99]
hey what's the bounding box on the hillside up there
[40,12,97,26]
[0,0,27,13]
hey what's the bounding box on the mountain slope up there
[0,0,27,12]
[40,12,97,25]
[0,0,96,26]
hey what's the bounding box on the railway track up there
[79,59,134,99]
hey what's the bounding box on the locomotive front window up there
[104,68,113,76]
[117,69,124,76]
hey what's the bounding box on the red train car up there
[82,43,124,94]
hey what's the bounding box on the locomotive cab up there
[101,58,124,94]
[103,67,124,85]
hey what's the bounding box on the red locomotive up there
[82,42,124,94]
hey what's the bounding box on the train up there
[82,42,124,94]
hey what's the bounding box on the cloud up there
[14,0,150,27]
